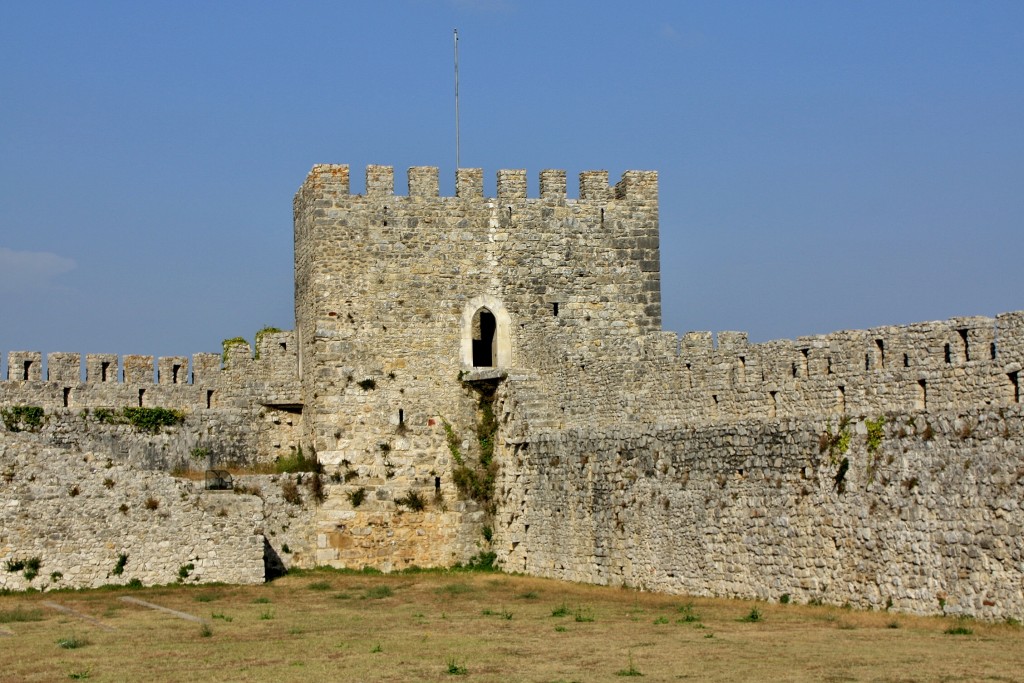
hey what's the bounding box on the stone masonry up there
[1,163,1021,619]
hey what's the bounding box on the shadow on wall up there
[264,538,286,580]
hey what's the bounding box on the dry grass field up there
[0,568,1021,682]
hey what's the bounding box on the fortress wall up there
[0,433,266,590]
[0,332,303,466]
[542,312,1024,431]
[494,405,1024,620]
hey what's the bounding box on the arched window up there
[461,296,512,368]
[472,308,497,367]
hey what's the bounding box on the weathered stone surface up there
[2,163,1022,619]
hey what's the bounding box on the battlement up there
[546,311,1024,432]
[1,329,298,385]
[664,311,1024,377]
[295,164,658,203]
[2,351,219,385]
[0,329,300,414]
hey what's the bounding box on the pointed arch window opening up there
[472,308,497,367]
[460,295,513,370]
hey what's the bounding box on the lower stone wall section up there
[496,406,1024,620]
[0,433,266,590]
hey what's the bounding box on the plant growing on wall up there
[221,336,249,362]
[347,487,367,507]
[276,445,321,473]
[308,472,326,504]
[865,416,886,483]
[819,416,852,465]
[254,326,282,359]
[1,405,44,433]
[281,479,302,505]
[395,490,427,512]
[442,420,462,464]
[448,383,500,511]
[21,557,41,581]
[122,407,186,433]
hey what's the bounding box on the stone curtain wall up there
[0,432,266,590]
[0,331,303,466]
[534,312,1024,433]
[494,407,1024,620]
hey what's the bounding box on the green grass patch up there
[0,607,43,623]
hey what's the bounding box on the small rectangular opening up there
[138,389,145,407]
[837,385,845,413]
[991,342,997,360]
[399,408,405,425]
[552,302,559,317]
[875,339,884,369]
[1010,372,1019,404]
[791,362,797,378]
[206,390,214,409]
[957,328,970,362]
[944,344,951,365]
[800,348,810,377]
[827,357,833,375]
[279,342,287,352]
[917,379,927,411]
[865,353,870,371]
[903,353,909,368]
[172,364,181,384]
[63,387,71,407]
[768,390,778,418]
[101,361,110,382]
[23,360,32,380]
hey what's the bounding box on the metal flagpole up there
[454,28,461,171]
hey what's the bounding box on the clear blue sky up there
[2,1,1022,362]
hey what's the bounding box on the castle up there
[2,164,1022,620]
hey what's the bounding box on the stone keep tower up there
[292,164,660,569]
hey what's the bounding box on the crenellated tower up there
[292,163,661,568]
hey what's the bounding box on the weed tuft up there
[395,490,427,512]
[347,487,366,507]
[446,657,468,675]
[281,480,302,505]
[551,602,571,617]
[111,553,128,576]
[740,607,762,623]
[57,635,89,649]
[363,585,394,600]
[574,607,595,623]
[616,651,643,677]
